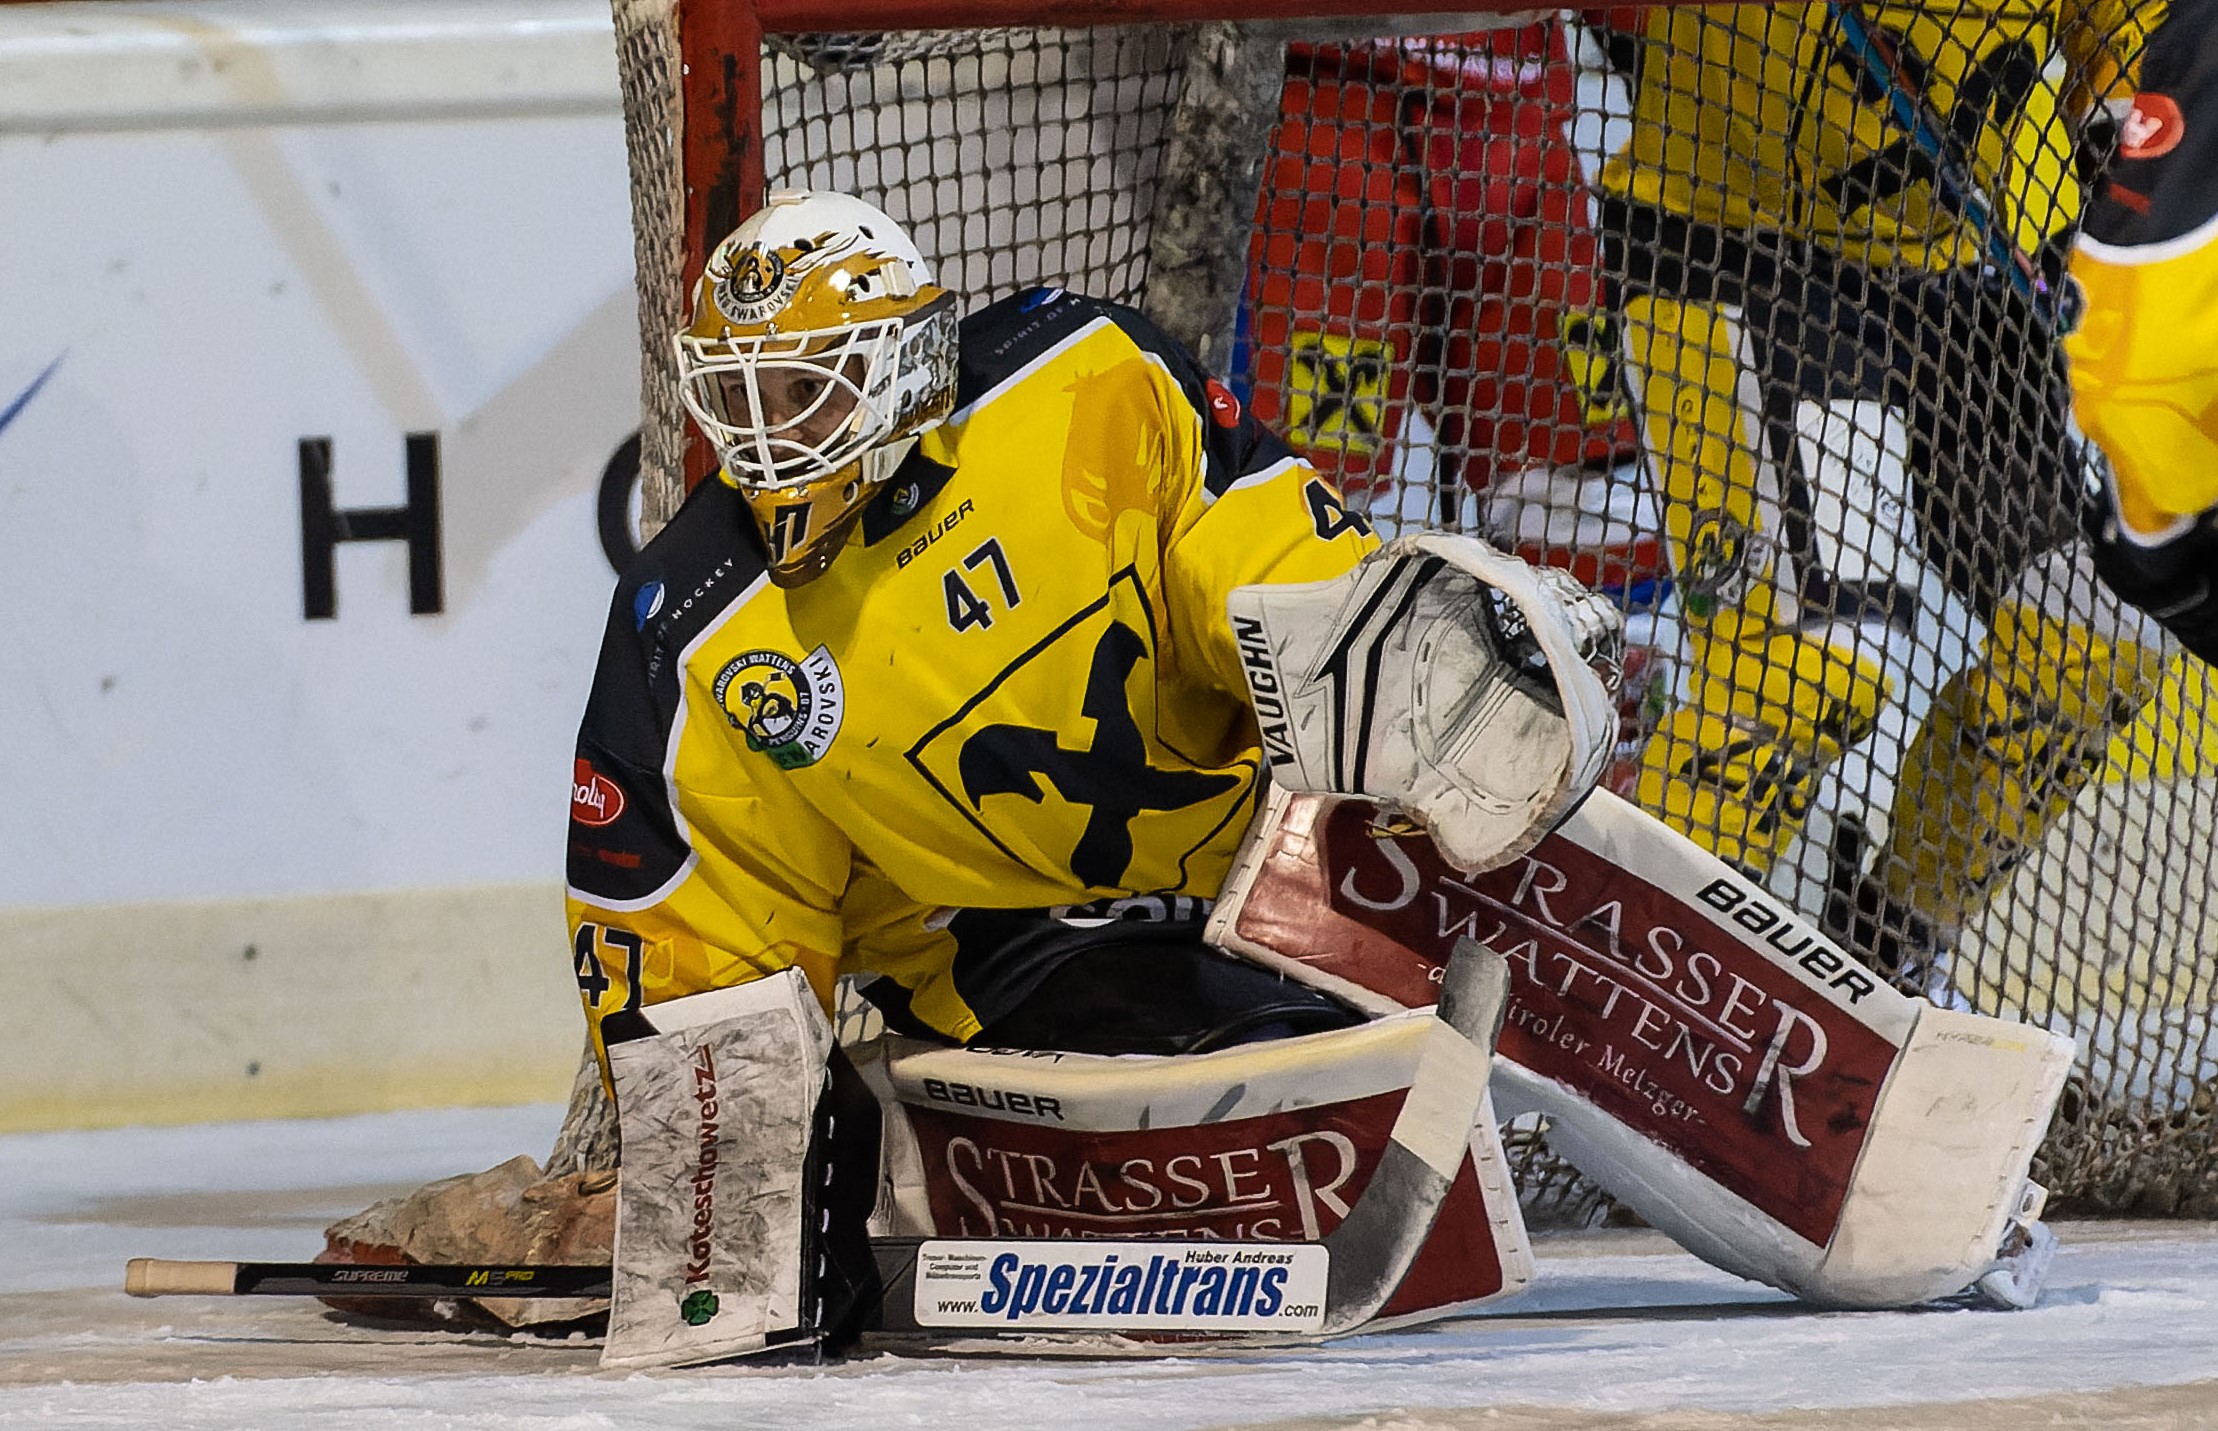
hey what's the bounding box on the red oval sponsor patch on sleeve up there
[2121,92,2185,160]
[572,758,625,827]
[1204,378,1242,428]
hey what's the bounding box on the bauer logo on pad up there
[912,1241,1328,1332]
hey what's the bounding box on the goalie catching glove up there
[1228,532,1624,874]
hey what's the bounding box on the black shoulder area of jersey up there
[952,285,1121,404]
[955,286,1298,498]
[568,477,766,904]
[617,477,769,709]
[2084,0,2218,248]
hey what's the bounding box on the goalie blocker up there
[1209,785,2074,1309]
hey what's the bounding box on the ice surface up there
[3,1106,2216,1429]
[0,1104,564,1295]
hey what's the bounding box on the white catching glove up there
[1227,532,1623,874]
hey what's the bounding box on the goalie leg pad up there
[879,1000,1532,1338]
[1209,786,2075,1308]
[1229,531,1624,874]
[602,968,842,1369]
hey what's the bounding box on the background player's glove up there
[2082,454,2218,666]
[1228,532,1623,874]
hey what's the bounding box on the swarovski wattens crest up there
[708,232,858,327]
[712,645,846,769]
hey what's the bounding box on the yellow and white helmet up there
[676,191,960,584]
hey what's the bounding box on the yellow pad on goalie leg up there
[1620,293,1791,629]
[2104,654,2218,784]
[1615,292,1900,872]
[1636,617,1890,872]
[1881,600,2167,933]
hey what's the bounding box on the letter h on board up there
[299,433,444,619]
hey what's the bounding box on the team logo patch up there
[632,581,666,632]
[572,759,625,827]
[713,646,846,769]
[711,245,800,325]
[1204,377,1243,428]
[1285,331,1392,459]
[2120,92,2185,160]
[1559,309,1629,422]
[1681,513,1766,618]
[765,503,812,564]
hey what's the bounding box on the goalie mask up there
[677,191,961,585]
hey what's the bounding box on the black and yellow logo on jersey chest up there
[713,645,846,769]
[906,567,1255,892]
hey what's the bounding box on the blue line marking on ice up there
[0,353,64,443]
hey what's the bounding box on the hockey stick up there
[1316,933,1507,1333]
[125,1259,611,1299]
[128,939,1510,1339]
[1824,1,2054,319]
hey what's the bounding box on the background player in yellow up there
[2068,0,2218,666]
[1571,0,2177,987]
[563,191,1624,1359]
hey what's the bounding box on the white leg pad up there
[1209,786,2077,1308]
[1510,1001,2072,1306]
[1816,1007,2072,1304]
[602,969,835,1370]
[876,1007,1534,1338]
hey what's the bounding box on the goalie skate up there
[1964,1184,2059,1311]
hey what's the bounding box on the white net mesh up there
[761,27,1189,311]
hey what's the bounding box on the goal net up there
[611,0,2217,1219]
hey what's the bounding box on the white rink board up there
[0,0,636,1127]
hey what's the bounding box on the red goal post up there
[610,0,2218,1220]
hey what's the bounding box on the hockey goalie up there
[352,189,2071,1368]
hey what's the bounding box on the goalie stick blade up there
[867,1239,926,1334]
[1320,935,1509,1335]
[124,1258,613,1300]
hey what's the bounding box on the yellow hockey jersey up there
[2067,0,2218,533]
[566,290,1378,1052]
[1602,0,2160,270]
